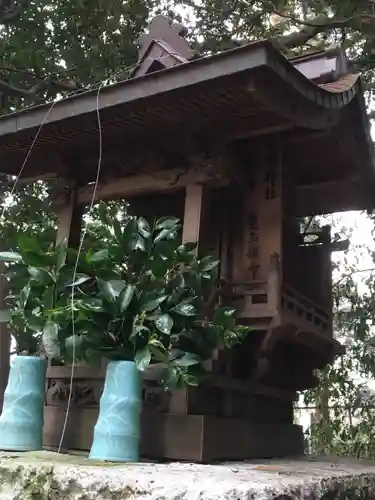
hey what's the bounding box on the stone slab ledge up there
[0,451,375,499]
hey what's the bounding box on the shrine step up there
[44,407,304,462]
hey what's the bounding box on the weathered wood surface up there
[44,406,303,461]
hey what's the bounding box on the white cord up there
[57,79,105,453]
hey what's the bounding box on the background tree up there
[300,214,375,458]
[2,1,375,107]
[0,0,153,109]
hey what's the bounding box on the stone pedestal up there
[1,451,375,499]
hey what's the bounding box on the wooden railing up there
[228,280,331,333]
[281,284,330,333]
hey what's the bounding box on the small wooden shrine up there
[0,16,373,461]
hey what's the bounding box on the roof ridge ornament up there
[137,15,196,63]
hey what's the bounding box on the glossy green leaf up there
[199,256,220,272]
[68,274,91,287]
[150,257,168,279]
[18,234,40,253]
[167,274,185,305]
[118,284,135,313]
[155,313,174,334]
[183,271,201,292]
[112,217,123,243]
[213,307,236,328]
[168,272,184,290]
[19,282,31,309]
[109,280,127,295]
[130,323,150,341]
[154,228,177,244]
[42,322,60,359]
[138,217,151,238]
[142,294,168,312]
[134,347,151,371]
[155,216,180,230]
[0,252,22,263]
[55,241,67,270]
[98,202,111,227]
[22,251,53,267]
[65,335,84,350]
[159,366,180,391]
[130,235,146,252]
[148,338,168,362]
[91,249,109,262]
[28,267,53,284]
[26,316,44,332]
[186,363,209,385]
[152,240,176,260]
[173,352,201,367]
[122,217,138,245]
[42,286,55,310]
[98,279,124,302]
[177,242,197,254]
[172,302,196,316]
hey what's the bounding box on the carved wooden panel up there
[45,370,170,413]
[45,378,103,408]
[143,385,170,413]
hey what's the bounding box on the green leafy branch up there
[0,201,250,391]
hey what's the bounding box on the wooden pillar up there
[49,183,82,372]
[55,184,83,247]
[233,138,285,285]
[257,141,284,283]
[168,184,208,414]
[0,264,10,411]
[181,184,205,244]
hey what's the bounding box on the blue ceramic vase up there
[0,355,46,451]
[89,360,142,462]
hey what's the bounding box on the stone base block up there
[44,407,304,462]
[1,451,375,499]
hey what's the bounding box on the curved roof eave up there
[0,41,361,141]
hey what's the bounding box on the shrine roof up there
[0,17,371,189]
[0,41,358,136]
[0,40,358,138]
